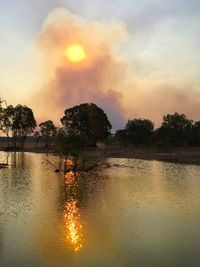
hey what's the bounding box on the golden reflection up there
[65,171,75,185]
[64,171,83,252]
[64,158,75,173]
[64,199,83,252]
[65,159,74,166]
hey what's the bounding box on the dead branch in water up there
[42,153,105,173]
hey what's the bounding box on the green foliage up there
[60,103,112,146]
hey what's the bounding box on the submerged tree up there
[39,120,57,147]
[56,129,88,156]
[61,103,112,146]
[56,128,88,171]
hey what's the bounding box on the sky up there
[0,0,200,130]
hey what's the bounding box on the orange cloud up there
[31,8,200,130]
[32,8,127,130]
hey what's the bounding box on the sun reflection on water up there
[64,171,83,252]
[64,159,74,166]
[64,199,83,252]
[65,171,76,185]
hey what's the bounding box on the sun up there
[64,44,87,63]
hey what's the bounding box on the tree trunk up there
[6,132,10,148]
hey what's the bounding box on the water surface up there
[0,152,200,267]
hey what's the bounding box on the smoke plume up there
[33,8,127,130]
[31,8,200,130]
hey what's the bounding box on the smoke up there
[31,8,200,131]
[33,8,127,130]
[125,83,200,127]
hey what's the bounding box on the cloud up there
[32,8,127,130]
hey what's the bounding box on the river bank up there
[106,147,200,165]
[1,143,200,165]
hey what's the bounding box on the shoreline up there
[106,147,200,165]
[1,146,200,165]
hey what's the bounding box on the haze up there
[0,0,199,130]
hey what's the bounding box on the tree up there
[115,129,128,145]
[156,113,192,146]
[125,119,154,145]
[189,121,200,146]
[60,103,112,146]
[56,128,88,171]
[0,98,6,130]
[12,105,37,148]
[34,131,41,148]
[0,105,15,148]
[39,120,57,147]
[56,128,87,155]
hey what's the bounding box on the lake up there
[1,152,200,267]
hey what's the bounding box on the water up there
[1,152,200,267]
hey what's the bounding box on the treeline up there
[0,102,111,153]
[0,104,36,148]
[1,100,200,152]
[115,113,200,147]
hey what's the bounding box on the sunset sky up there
[0,0,200,130]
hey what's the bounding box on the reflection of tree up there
[0,225,4,259]
[9,152,25,168]
[1,152,32,219]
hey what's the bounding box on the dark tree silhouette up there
[12,105,37,148]
[2,98,200,150]
[61,103,112,146]
[189,121,200,146]
[115,129,128,145]
[0,105,14,148]
[39,120,57,147]
[125,119,154,145]
[156,113,192,147]
[56,128,87,155]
